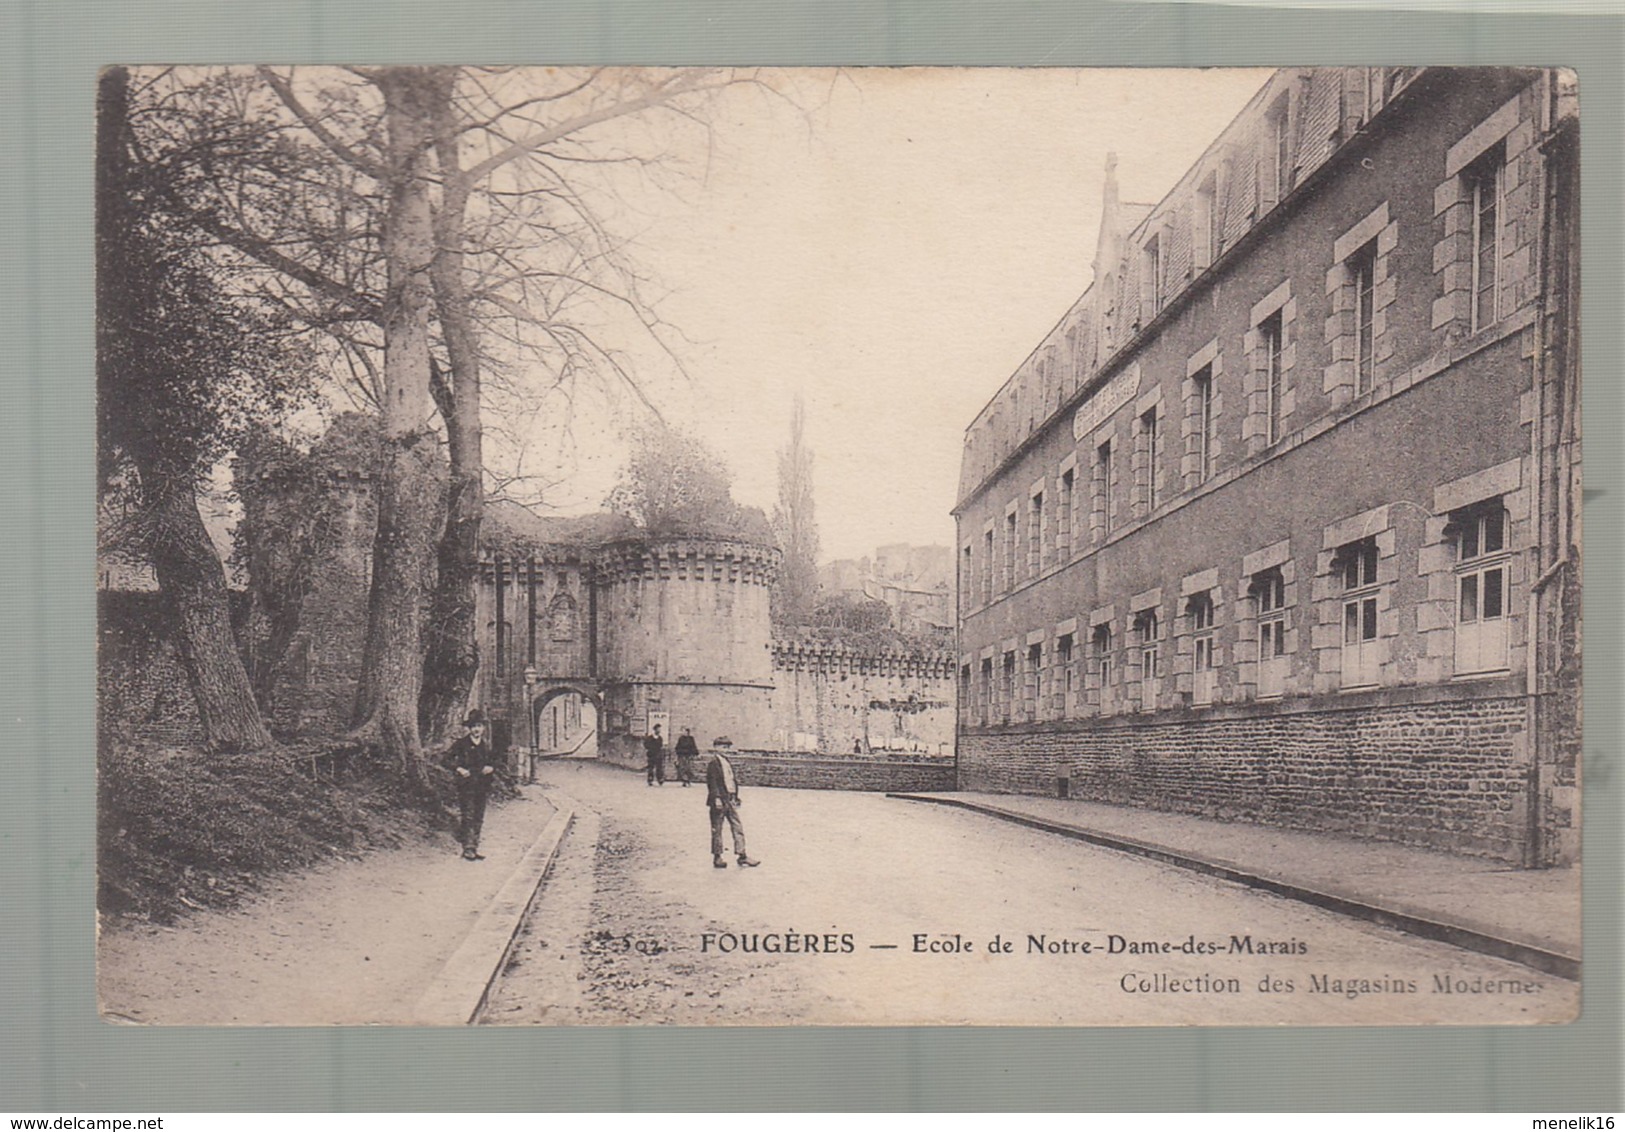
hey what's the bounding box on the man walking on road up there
[706,749,759,869]
[445,709,496,860]
[644,724,666,786]
[674,727,699,786]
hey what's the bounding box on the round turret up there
[594,536,781,754]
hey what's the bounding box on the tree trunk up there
[142,468,276,751]
[350,67,455,786]
[418,101,485,744]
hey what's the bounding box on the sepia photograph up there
[94,64,1582,1027]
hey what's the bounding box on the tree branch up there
[256,66,389,180]
[459,69,722,186]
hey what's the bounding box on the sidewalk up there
[889,791,1581,979]
[97,786,571,1025]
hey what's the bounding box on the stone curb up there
[412,794,576,1025]
[887,793,1580,982]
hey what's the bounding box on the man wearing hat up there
[705,747,760,869]
[643,724,666,786]
[445,709,497,860]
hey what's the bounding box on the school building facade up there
[953,68,1580,865]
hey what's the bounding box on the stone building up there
[474,504,784,765]
[953,68,1580,865]
[818,542,955,641]
[99,470,958,780]
[478,507,956,768]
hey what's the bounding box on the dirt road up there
[484,761,1577,1026]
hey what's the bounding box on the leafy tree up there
[606,424,767,540]
[806,595,904,652]
[96,66,313,751]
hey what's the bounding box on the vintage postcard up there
[95,65,1581,1026]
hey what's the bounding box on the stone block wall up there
[731,754,957,792]
[958,689,1530,860]
[596,744,956,793]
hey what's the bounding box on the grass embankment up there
[98,740,503,923]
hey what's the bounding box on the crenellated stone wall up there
[768,642,956,756]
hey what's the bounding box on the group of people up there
[641,724,700,787]
[644,724,758,870]
[440,711,758,871]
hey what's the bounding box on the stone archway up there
[530,682,604,761]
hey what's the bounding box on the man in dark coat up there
[705,750,759,869]
[674,727,699,787]
[643,724,665,786]
[445,709,496,860]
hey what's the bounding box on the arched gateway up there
[471,503,783,772]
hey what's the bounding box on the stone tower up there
[592,536,781,761]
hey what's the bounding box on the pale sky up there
[525,68,1274,562]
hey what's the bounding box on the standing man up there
[643,724,666,786]
[445,709,496,861]
[706,748,760,869]
[674,726,699,787]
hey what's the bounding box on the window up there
[1029,491,1044,574]
[1466,144,1504,332]
[1250,568,1288,698]
[1194,366,1216,483]
[1026,642,1043,721]
[962,545,972,612]
[979,657,993,726]
[1140,407,1161,514]
[1134,608,1161,711]
[1340,537,1378,590]
[1058,468,1075,557]
[1452,503,1511,674]
[1261,310,1285,444]
[1195,173,1218,269]
[1097,440,1114,536]
[1057,633,1075,717]
[1262,96,1291,207]
[1144,233,1163,317]
[1004,511,1017,589]
[1360,68,1380,121]
[1275,113,1292,200]
[1092,624,1113,709]
[1350,241,1378,394]
[959,664,972,721]
[1188,592,1217,706]
[983,529,994,604]
[1336,537,1380,688]
[1001,651,1016,723]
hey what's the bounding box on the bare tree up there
[118,65,785,774]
